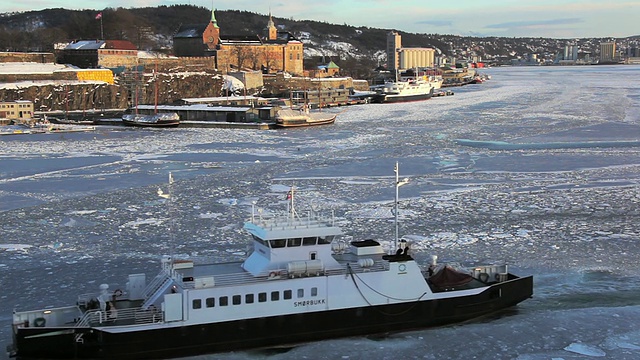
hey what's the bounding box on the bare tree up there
[232,45,251,70]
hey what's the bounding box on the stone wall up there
[138,57,216,72]
[0,71,224,112]
[262,74,369,96]
[0,52,55,63]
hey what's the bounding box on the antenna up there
[394,162,409,250]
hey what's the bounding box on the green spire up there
[211,8,219,28]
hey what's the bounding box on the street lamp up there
[394,161,409,251]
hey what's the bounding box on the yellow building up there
[0,100,34,120]
[399,48,436,69]
[386,31,435,70]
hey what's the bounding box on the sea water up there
[1,65,640,360]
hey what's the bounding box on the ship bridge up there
[241,211,344,277]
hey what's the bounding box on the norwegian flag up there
[95,12,102,20]
[286,190,292,200]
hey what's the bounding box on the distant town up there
[0,6,638,127]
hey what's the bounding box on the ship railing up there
[251,211,337,229]
[75,306,164,328]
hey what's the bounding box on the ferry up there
[370,77,435,103]
[8,166,533,359]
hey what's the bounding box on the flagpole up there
[100,17,104,39]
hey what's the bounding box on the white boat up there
[8,166,533,359]
[274,104,337,128]
[370,77,435,103]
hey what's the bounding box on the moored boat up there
[274,104,337,128]
[370,77,435,103]
[8,166,533,359]
[122,112,180,128]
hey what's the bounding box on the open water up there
[2,65,640,359]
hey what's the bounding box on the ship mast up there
[394,162,409,250]
[157,173,175,259]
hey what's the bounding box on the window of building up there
[246,294,254,304]
[206,297,215,308]
[284,290,292,300]
[311,287,318,297]
[232,295,241,305]
[193,299,202,309]
[219,296,228,306]
[258,292,267,303]
[271,291,280,301]
[290,53,293,60]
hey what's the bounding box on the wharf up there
[179,121,274,130]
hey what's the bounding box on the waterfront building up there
[600,42,617,63]
[386,31,402,71]
[0,100,34,120]
[60,40,138,69]
[398,47,436,69]
[563,45,579,61]
[386,31,435,70]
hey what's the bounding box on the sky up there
[4,0,640,38]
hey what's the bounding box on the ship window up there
[318,236,333,245]
[192,299,202,309]
[311,287,318,297]
[219,296,229,306]
[232,295,241,305]
[206,297,215,307]
[246,294,254,304]
[258,292,267,302]
[302,237,317,246]
[271,291,280,301]
[287,238,302,247]
[284,290,292,300]
[252,235,267,246]
[310,252,317,260]
[271,239,286,248]
[297,289,304,298]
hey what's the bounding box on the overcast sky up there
[6,0,639,38]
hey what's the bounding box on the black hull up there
[14,276,532,359]
[122,120,180,128]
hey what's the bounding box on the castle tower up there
[266,12,278,41]
[203,8,221,49]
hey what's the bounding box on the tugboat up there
[7,165,533,359]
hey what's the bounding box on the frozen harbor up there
[2,65,640,359]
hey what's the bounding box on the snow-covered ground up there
[2,65,640,359]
